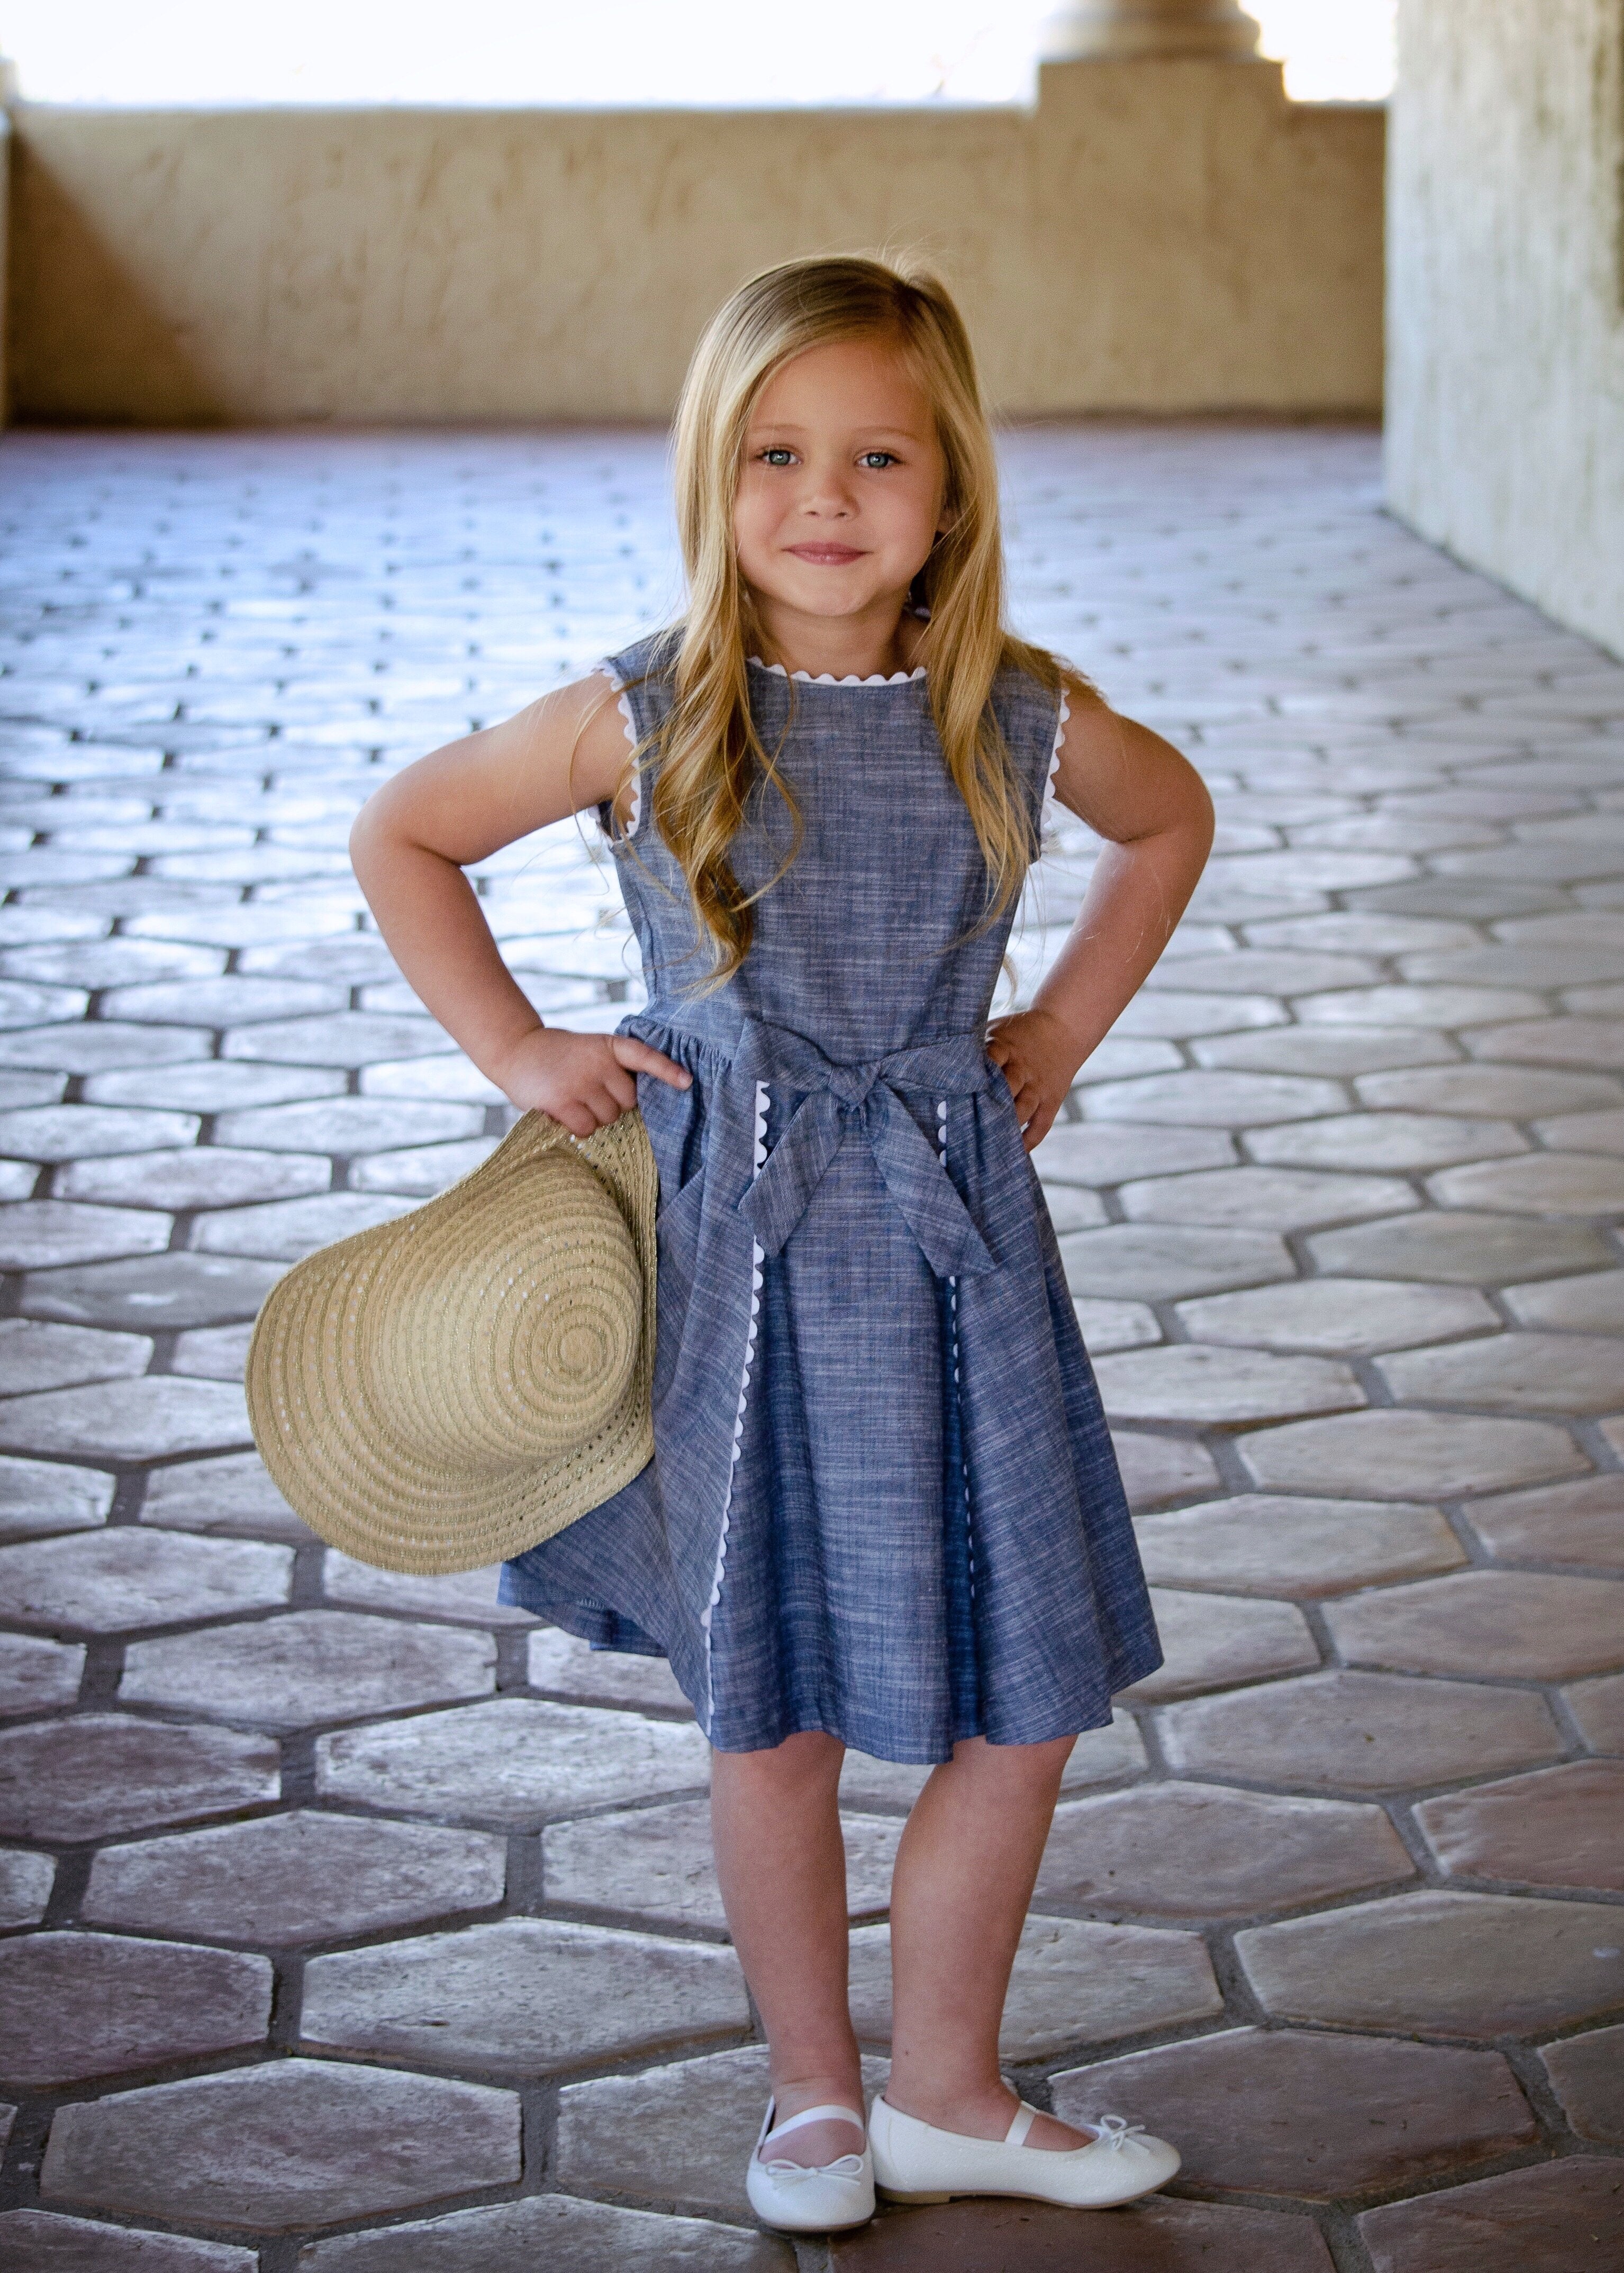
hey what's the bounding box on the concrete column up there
[1038,1,1262,61]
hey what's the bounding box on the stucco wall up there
[6,60,1383,425]
[1386,1,1624,656]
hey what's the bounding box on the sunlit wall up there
[8,2,1394,106]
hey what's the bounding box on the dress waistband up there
[633,1010,1001,1280]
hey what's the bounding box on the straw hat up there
[246,1108,657,1575]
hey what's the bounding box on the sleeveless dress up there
[500,633,1162,1761]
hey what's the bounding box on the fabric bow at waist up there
[719,1016,1001,1280]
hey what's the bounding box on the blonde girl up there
[351,255,1213,2232]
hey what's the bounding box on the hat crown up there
[360,1147,642,1472]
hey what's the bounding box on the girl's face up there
[734,335,948,638]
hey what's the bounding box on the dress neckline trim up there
[748,654,926,687]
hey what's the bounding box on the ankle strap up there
[1005,2102,1039,2147]
[764,2102,866,2146]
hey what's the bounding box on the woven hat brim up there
[245,1109,657,1576]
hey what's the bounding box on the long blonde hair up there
[615,253,1063,989]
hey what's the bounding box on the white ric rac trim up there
[701,1077,769,1733]
[748,654,926,687]
[596,660,641,838]
[1040,684,1072,847]
[938,1099,975,1603]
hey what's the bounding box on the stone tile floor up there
[0,424,1620,2271]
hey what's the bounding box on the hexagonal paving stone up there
[39,2058,521,2230]
[1471,1015,1624,1070]
[0,1629,85,1715]
[1083,1070,1347,1125]
[1324,1569,1624,1680]
[1178,1275,1499,1355]
[301,1916,748,2076]
[1377,1331,1624,1414]
[555,2043,891,2223]
[1466,1475,1624,1570]
[0,1847,55,1928]
[222,1012,456,1067]
[1356,2154,1624,2272]
[89,1061,347,1113]
[142,1450,309,1541]
[1119,1588,1319,1702]
[845,2198,1339,2269]
[1060,1224,1296,1302]
[1537,1106,1624,1153]
[846,1914,1221,2058]
[1417,1760,1624,1893]
[171,1322,252,1379]
[1236,1889,1624,2037]
[1357,1062,1624,1119]
[1505,1268,1624,1333]
[1539,2023,1624,2143]
[1072,1296,1160,1352]
[315,1695,711,1823]
[21,1252,286,1331]
[207,1104,479,1163]
[61,1147,331,1211]
[0,1377,251,1463]
[1247,1112,1526,1173]
[1033,1122,1235,1186]
[1195,1025,1458,1079]
[0,1713,279,1842]
[1158,1667,1565,1794]
[1117,1165,1414,1231]
[525,1624,693,1713]
[0,1024,208,1077]
[0,1931,271,2088]
[321,1552,536,1626]
[1133,1494,1466,1597]
[1111,1430,1222,1510]
[1239,1410,1589,1500]
[102,975,347,1025]
[544,1797,901,1929]
[1309,1210,1614,1284]
[10,1183,175,1264]
[83,1808,507,1945]
[0,1453,113,1542]
[1032,1781,1412,1918]
[120,1610,497,1728]
[1430,1151,1624,1216]
[190,1192,413,1262]
[1565,1670,1624,1752]
[1096,1347,1365,1429]
[0,1528,291,1634]
[1049,2027,1535,2201]
[0,1316,152,1393]
[837,1713,1146,1811]
[0,1102,199,1161]
[0,2214,256,2271]
[296,2195,793,2272]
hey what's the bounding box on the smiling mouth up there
[787,543,866,566]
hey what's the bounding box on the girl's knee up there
[715,1728,846,1793]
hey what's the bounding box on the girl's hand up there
[493,1025,691,1140]
[985,1008,1082,1152]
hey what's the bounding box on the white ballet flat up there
[745,2098,876,2233]
[869,2094,1180,2208]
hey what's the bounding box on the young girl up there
[350,256,1213,2233]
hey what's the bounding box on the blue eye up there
[860,452,897,469]
[761,448,795,467]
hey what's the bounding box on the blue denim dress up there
[501,633,1161,1760]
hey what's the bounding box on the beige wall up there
[7,60,1382,425]
[1386,1,1624,657]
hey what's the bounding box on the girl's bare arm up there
[348,674,691,1138]
[986,675,1214,1150]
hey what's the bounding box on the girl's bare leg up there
[886,1732,1098,2149]
[711,1731,866,2169]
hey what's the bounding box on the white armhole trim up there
[701,1077,769,1733]
[1040,683,1072,849]
[597,660,641,839]
[938,1098,974,1604]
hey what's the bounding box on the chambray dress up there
[500,633,1161,1760]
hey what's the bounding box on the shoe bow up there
[1090,2113,1151,2151]
[760,2154,868,2184]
